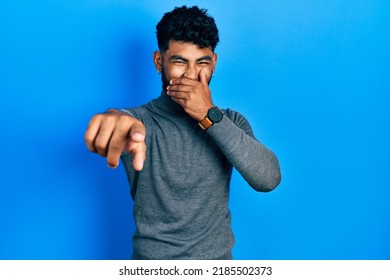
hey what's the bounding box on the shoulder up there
[120,102,153,123]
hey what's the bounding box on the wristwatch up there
[198,107,224,130]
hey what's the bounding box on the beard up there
[161,67,170,91]
[160,67,213,91]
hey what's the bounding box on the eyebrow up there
[169,55,212,62]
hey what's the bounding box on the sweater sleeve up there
[206,109,281,192]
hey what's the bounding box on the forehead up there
[163,40,214,59]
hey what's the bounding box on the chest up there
[143,113,227,176]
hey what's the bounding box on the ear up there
[153,51,162,72]
[212,53,218,74]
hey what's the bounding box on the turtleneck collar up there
[147,90,188,117]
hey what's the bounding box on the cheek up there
[203,67,213,76]
[164,66,186,80]
[163,64,214,81]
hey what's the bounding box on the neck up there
[151,90,187,117]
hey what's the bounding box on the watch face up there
[208,107,223,123]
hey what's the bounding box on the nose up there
[185,64,199,80]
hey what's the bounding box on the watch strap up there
[198,116,213,130]
[198,107,223,130]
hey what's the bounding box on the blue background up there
[1,0,389,259]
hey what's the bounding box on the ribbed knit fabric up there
[120,91,281,259]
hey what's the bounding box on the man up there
[85,6,281,260]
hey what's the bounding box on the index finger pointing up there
[105,119,145,168]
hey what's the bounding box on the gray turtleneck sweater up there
[120,92,281,260]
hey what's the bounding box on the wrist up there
[198,106,224,130]
[192,103,214,121]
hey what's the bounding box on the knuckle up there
[84,132,92,143]
[118,113,130,121]
[116,114,132,127]
[90,113,106,125]
[94,137,107,152]
[94,141,106,152]
[84,133,97,151]
[85,143,96,153]
[91,113,103,122]
[109,141,123,152]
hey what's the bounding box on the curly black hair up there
[156,6,219,52]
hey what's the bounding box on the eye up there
[198,61,211,66]
[173,60,186,66]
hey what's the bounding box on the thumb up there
[199,69,208,85]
